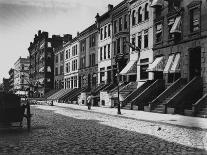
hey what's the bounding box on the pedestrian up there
[87,93,93,110]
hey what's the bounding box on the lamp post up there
[115,55,122,115]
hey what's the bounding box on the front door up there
[189,47,201,80]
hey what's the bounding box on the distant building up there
[2,78,10,92]
[54,34,72,90]
[28,30,65,97]
[112,0,130,82]
[14,57,30,96]
[78,23,98,91]
[8,68,14,93]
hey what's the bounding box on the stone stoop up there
[167,108,175,114]
[144,106,150,112]
[184,109,193,116]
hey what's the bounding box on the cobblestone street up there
[0,105,207,155]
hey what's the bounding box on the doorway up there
[189,47,201,80]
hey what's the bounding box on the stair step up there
[152,110,164,113]
[196,114,207,118]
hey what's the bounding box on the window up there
[74,76,77,88]
[55,67,58,76]
[55,55,58,63]
[144,3,149,20]
[168,18,175,39]
[114,41,117,55]
[100,47,103,61]
[66,63,69,73]
[117,38,120,53]
[156,23,162,43]
[108,24,111,37]
[138,7,142,23]
[60,65,64,74]
[104,46,106,59]
[140,58,149,80]
[100,68,105,83]
[48,42,51,47]
[100,28,103,40]
[92,54,95,65]
[132,10,136,26]
[138,33,142,50]
[119,17,122,31]
[66,50,68,59]
[60,52,64,61]
[68,62,70,72]
[190,8,200,32]
[114,21,117,34]
[144,30,148,48]
[124,14,127,29]
[132,37,135,51]
[104,26,107,38]
[68,49,70,58]
[89,34,96,47]
[123,37,126,53]
[108,44,111,59]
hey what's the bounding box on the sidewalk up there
[53,102,207,130]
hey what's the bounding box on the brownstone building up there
[112,0,130,82]
[78,23,98,91]
[149,0,207,115]
[28,30,65,97]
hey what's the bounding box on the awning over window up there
[170,53,181,73]
[170,16,181,33]
[146,56,164,72]
[163,54,175,73]
[120,60,137,75]
[151,0,163,7]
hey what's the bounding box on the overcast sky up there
[0,0,123,81]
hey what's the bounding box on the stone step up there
[197,111,207,115]
[151,110,164,113]
[196,114,207,118]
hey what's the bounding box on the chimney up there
[38,30,41,36]
[63,34,72,43]
[108,4,113,11]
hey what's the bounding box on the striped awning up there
[146,56,164,72]
[163,54,175,73]
[170,16,182,33]
[120,60,137,75]
[170,53,181,73]
[151,0,163,7]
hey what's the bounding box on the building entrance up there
[189,47,201,80]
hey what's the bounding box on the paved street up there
[0,105,207,155]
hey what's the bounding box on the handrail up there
[164,77,202,112]
[131,79,165,110]
[149,78,187,111]
[193,93,207,116]
[122,80,153,107]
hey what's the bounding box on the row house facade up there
[78,24,98,91]
[64,37,79,89]
[151,0,207,91]
[28,30,64,97]
[129,0,154,86]
[54,34,72,90]
[96,5,113,85]
[112,0,130,82]
[14,57,30,95]
[8,68,14,93]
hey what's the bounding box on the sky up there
[0,0,123,81]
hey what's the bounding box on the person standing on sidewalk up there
[87,93,93,110]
